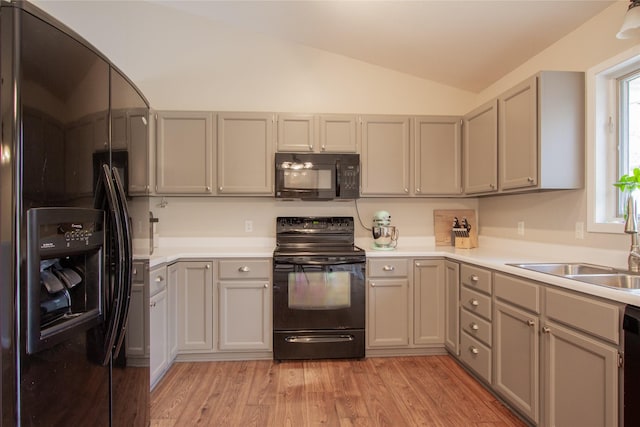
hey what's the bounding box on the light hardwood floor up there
[151,355,526,426]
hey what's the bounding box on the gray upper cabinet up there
[276,113,316,152]
[463,100,498,195]
[277,113,357,153]
[217,112,274,195]
[360,115,410,196]
[413,116,462,196]
[499,71,584,192]
[155,111,215,194]
[319,114,358,152]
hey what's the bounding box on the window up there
[587,46,640,233]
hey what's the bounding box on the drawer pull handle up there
[239,266,250,272]
[470,299,479,307]
[542,326,551,334]
[470,274,479,282]
[527,320,535,327]
[470,323,479,331]
[383,265,395,272]
[469,346,479,355]
[155,276,164,283]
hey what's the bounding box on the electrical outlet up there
[245,220,253,233]
[517,221,525,236]
[575,222,585,240]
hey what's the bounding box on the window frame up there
[587,45,640,234]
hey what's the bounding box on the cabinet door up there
[444,260,460,355]
[156,111,214,194]
[176,261,214,352]
[413,260,445,345]
[217,112,274,195]
[414,116,462,195]
[499,76,538,191]
[494,301,539,424]
[128,110,149,195]
[319,114,357,152]
[360,115,410,196]
[463,100,498,194]
[167,263,179,361]
[218,280,271,351]
[150,289,168,389]
[367,278,410,347]
[543,321,618,427]
[277,113,315,152]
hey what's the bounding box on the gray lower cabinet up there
[367,258,410,348]
[126,261,148,361]
[167,263,179,362]
[149,264,168,389]
[175,261,215,352]
[155,111,215,194]
[217,259,272,351]
[493,273,541,424]
[413,259,445,345]
[444,260,460,355]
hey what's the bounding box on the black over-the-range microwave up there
[275,153,360,200]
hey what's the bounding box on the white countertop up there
[136,235,640,306]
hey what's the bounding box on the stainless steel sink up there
[565,274,640,290]
[508,262,640,290]
[509,262,616,276]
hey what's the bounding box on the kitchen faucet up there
[625,193,640,272]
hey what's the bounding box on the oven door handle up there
[276,259,364,266]
[285,335,355,344]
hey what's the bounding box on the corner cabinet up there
[217,259,272,351]
[463,100,498,195]
[149,264,168,389]
[360,116,411,196]
[155,111,215,194]
[217,112,275,195]
[413,116,462,196]
[444,260,460,355]
[175,261,215,353]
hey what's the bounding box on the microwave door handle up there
[96,164,126,366]
[335,159,341,198]
[110,167,133,357]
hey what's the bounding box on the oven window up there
[284,170,332,189]
[288,270,350,309]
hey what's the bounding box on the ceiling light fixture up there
[617,0,640,39]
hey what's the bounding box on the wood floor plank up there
[151,355,526,427]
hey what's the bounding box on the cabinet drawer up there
[461,264,492,295]
[461,310,492,347]
[368,258,408,277]
[494,273,541,314]
[218,259,271,279]
[460,332,492,384]
[132,261,146,283]
[150,266,167,297]
[461,287,492,321]
[546,288,620,345]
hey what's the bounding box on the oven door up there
[273,259,365,330]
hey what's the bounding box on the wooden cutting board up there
[434,209,478,247]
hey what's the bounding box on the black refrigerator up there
[0,1,150,425]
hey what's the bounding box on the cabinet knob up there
[371,282,376,287]
[469,346,479,355]
[205,264,210,269]
[470,322,479,331]
[527,177,535,183]
[308,144,313,151]
[470,274,479,282]
[321,144,326,151]
[206,186,211,191]
[404,188,409,193]
[527,320,535,327]
[382,265,395,272]
[542,326,551,334]
[133,268,138,275]
[264,283,269,288]
[416,188,421,193]
[239,266,250,272]
[489,184,496,189]
[470,299,479,307]
[155,276,164,283]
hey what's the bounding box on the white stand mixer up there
[372,210,399,250]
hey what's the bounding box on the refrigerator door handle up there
[110,166,133,357]
[95,163,127,366]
